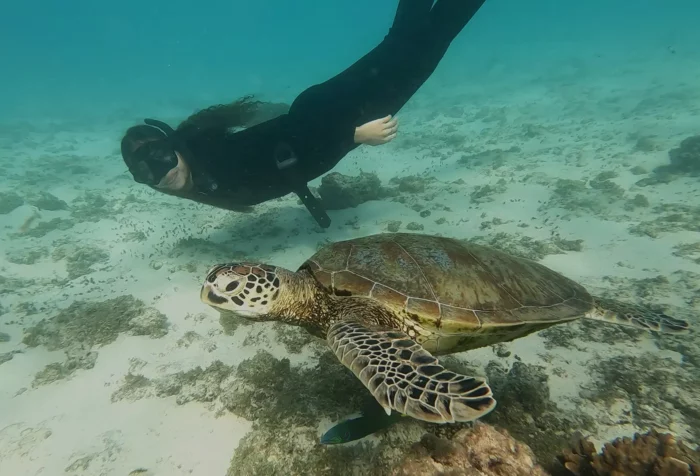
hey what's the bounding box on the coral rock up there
[668,135,700,175]
[317,172,387,210]
[391,422,548,476]
[557,429,700,476]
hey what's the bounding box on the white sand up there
[1,50,699,475]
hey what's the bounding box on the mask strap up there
[144,118,176,136]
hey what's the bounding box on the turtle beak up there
[200,283,228,306]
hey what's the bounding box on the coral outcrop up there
[556,430,700,476]
[391,422,548,476]
[668,135,700,176]
[317,171,389,210]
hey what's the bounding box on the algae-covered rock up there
[673,242,700,264]
[583,352,700,441]
[629,203,700,237]
[220,350,368,426]
[556,429,700,476]
[468,232,582,261]
[405,222,424,231]
[21,217,75,238]
[272,322,319,354]
[470,180,508,203]
[318,172,390,210]
[459,147,519,168]
[392,422,548,476]
[634,136,659,152]
[625,193,650,210]
[24,296,168,386]
[5,247,48,265]
[156,360,234,405]
[52,243,109,279]
[112,360,235,404]
[111,374,153,402]
[483,361,594,468]
[543,178,624,216]
[629,165,648,175]
[667,135,700,175]
[70,191,117,222]
[0,351,21,365]
[23,295,168,351]
[386,220,402,232]
[227,424,378,476]
[27,191,69,211]
[32,350,98,387]
[0,191,24,214]
[218,311,253,335]
[389,175,434,194]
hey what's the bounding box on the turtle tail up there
[588,296,690,333]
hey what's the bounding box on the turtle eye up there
[225,280,241,293]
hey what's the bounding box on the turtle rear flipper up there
[589,296,690,333]
[327,321,496,424]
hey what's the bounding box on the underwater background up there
[1,0,700,474]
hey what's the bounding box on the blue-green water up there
[0,1,699,475]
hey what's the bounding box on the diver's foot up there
[354,115,399,146]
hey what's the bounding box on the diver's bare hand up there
[354,115,398,146]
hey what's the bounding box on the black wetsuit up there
[126,0,486,226]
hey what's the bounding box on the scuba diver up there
[121,0,487,228]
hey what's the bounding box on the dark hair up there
[176,95,263,138]
[121,95,267,185]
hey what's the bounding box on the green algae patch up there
[467,232,583,261]
[52,243,110,279]
[583,352,700,442]
[23,295,168,350]
[629,203,700,238]
[0,192,24,214]
[27,191,69,211]
[272,322,319,354]
[21,218,75,238]
[482,360,594,468]
[111,360,235,405]
[221,350,423,476]
[543,177,627,216]
[24,295,169,386]
[70,191,118,223]
[32,351,98,387]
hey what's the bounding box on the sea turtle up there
[200,233,689,425]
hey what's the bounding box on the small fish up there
[320,400,405,445]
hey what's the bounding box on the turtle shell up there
[299,233,593,336]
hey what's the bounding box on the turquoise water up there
[1,1,699,475]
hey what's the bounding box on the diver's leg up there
[429,0,486,45]
[388,0,434,37]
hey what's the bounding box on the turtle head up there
[200,263,284,320]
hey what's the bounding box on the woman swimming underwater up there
[121,0,487,228]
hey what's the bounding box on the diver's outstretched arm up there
[353,115,399,146]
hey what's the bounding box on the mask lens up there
[133,141,178,185]
[131,161,154,184]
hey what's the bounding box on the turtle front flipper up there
[326,321,496,424]
[589,296,690,333]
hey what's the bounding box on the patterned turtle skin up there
[299,233,594,355]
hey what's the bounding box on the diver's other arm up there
[353,115,399,146]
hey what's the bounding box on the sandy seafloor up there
[1,50,699,476]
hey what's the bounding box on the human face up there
[154,151,193,192]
